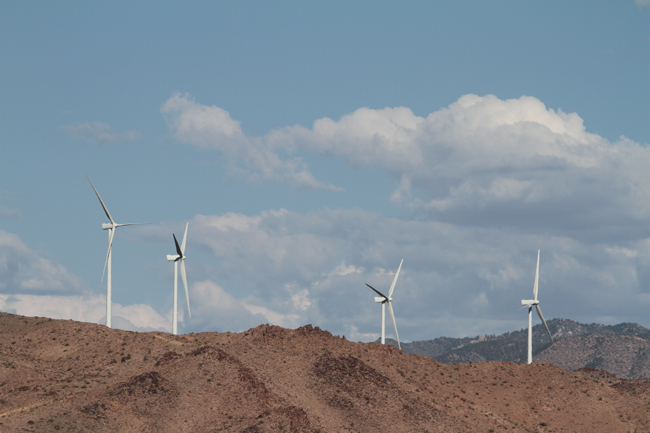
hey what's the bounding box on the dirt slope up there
[1,312,650,432]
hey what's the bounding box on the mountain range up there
[391,318,650,379]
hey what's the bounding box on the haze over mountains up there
[392,318,650,379]
[2,312,650,432]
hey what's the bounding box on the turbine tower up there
[365,259,403,350]
[166,223,191,335]
[86,174,146,329]
[521,250,554,364]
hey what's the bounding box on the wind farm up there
[4,2,650,431]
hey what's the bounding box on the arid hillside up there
[1,312,650,432]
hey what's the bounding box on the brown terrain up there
[1,312,650,432]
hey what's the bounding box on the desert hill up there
[395,318,650,378]
[2,312,650,432]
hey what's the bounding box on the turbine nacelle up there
[521,299,539,307]
[102,223,114,230]
[375,296,391,303]
[167,254,180,261]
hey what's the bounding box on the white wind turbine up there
[521,249,554,364]
[166,223,191,335]
[365,259,403,350]
[86,174,147,329]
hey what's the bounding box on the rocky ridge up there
[1,313,650,432]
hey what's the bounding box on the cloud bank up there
[132,205,650,341]
[166,93,650,237]
[153,93,650,340]
[9,93,650,341]
[0,230,168,332]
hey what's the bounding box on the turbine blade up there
[535,304,553,344]
[181,223,188,255]
[173,234,183,258]
[388,259,403,298]
[387,301,401,350]
[115,222,151,227]
[533,250,540,301]
[181,260,190,318]
[365,284,387,299]
[102,228,115,282]
[86,173,114,224]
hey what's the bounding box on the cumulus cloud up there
[270,94,650,235]
[134,206,650,341]
[161,93,342,192]
[0,230,84,295]
[183,279,270,333]
[0,230,169,332]
[164,93,650,238]
[60,121,141,146]
[0,293,168,332]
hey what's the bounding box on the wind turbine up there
[86,173,147,329]
[365,259,403,350]
[521,249,554,364]
[166,223,191,335]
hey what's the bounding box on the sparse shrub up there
[540,422,548,426]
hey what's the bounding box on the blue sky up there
[1,1,649,341]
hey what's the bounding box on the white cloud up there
[162,93,342,192]
[185,279,275,332]
[0,293,168,332]
[133,205,650,341]
[0,230,84,295]
[269,94,650,233]
[636,0,650,8]
[0,230,168,332]
[163,93,650,235]
[60,121,141,146]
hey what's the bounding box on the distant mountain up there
[387,318,650,378]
